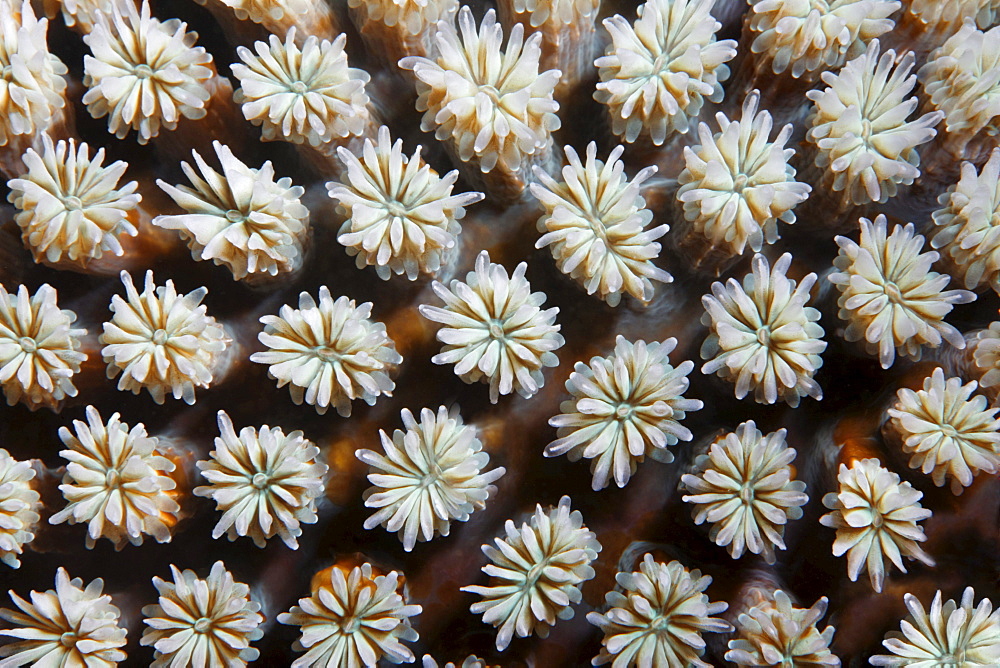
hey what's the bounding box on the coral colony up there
[3,0,1000,665]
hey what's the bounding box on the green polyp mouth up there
[756,326,771,346]
[315,345,341,362]
[884,281,903,303]
[615,403,633,420]
[479,84,502,104]
[134,63,155,79]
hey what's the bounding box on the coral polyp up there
[463,496,600,650]
[3,0,1000,665]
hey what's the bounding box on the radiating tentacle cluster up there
[0,448,39,569]
[357,405,505,551]
[0,283,86,410]
[101,270,231,404]
[747,0,899,78]
[400,7,560,184]
[931,148,1000,294]
[462,496,600,650]
[83,0,219,144]
[726,590,839,666]
[420,251,564,403]
[681,421,808,563]
[194,410,328,549]
[595,0,737,145]
[50,405,180,549]
[0,568,127,666]
[140,561,263,667]
[7,134,140,269]
[820,458,934,592]
[278,562,422,667]
[919,21,1000,148]
[251,286,401,416]
[0,0,68,153]
[588,554,731,668]
[155,141,310,281]
[829,216,974,369]
[871,587,1000,666]
[679,90,811,258]
[701,253,827,406]
[546,335,701,490]
[232,28,372,147]
[328,125,483,280]
[886,367,1000,494]
[807,40,942,207]
[531,143,671,306]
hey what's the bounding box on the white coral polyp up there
[681,422,808,563]
[7,134,140,267]
[83,0,216,144]
[594,0,737,145]
[141,561,264,668]
[206,0,309,25]
[462,496,601,650]
[251,286,401,416]
[678,91,811,257]
[972,320,1000,394]
[508,0,600,26]
[545,336,702,491]
[0,283,86,411]
[701,253,827,406]
[358,405,505,551]
[587,554,731,668]
[419,250,564,403]
[194,410,328,549]
[101,270,231,404]
[531,143,671,306]
[348,0,458,35]
[887,367,1000,494]
[907,0,1000,36]
[807,40,942,207]
[399,7,561,174]
[726,591,839,667]
[50,406,180,549]
[820,458,934,592]
[930,148,1000,294]
[278,562,422,668]
[829,215,975,369]
[0,0,68,147]
[919,21,1000,142]
[328,125,483,280]
[748,0,899,78]
[0,567,127,667]
[232,28,372,146]
[0,448,39,568]
[871,587,1000,667]
[155,141,310,280]
[42,0,116,33]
